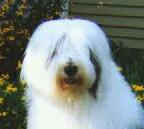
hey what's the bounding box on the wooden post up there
[60,0,70,18]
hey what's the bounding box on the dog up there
[21,19,144,129]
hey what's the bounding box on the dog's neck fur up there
[27,90,96,129]
[26,61,143,129]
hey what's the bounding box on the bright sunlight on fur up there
[21,19,144,129]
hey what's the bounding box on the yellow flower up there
[0,12,5,17]
[2,26,14,33]
[1,73,9,80]
[16,60,22,70]
[8,36,15,41]
[16,10,24,16]
[136,95,144,102]
[21,96,26,101]
[0,98,4,104]
[8,0,15,4]
[11,87,17,92]
[6,84,17,93]
[6,83,13,89]
[19,4,27,9]
[117,66,123,71]
[1,4,9,11]
[21,79,26,85]
[55,11,60,15]
[9,25,14,30]
[2,28,10,33]
[132,85,144,92]
[0,78,4,85]
[2,112,7,116]
[0,112,7,117]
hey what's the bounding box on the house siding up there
[70,0,144,49]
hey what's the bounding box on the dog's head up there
[21,19,112,103]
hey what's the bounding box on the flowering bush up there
[132,85,144,102]
[0,0,66,128]
[0,74,26,129]
[0,0,64,79]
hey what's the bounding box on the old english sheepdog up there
[21,19,144,129]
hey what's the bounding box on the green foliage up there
[0,0,65,129]
[0,76,26,129]
[112,46,144,84]
[0,0,63,79]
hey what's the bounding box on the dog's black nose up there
[64,64,78,77]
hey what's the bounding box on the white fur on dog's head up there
[21,19,108,102]
[21,19,144,129]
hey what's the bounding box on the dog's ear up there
[89,49,101,98]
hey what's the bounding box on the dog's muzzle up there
[63,63,79,85]
[64,64,78,77]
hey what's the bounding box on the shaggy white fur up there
[21,19,144,129]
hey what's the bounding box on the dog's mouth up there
[56,72,84,91]
[64,77,78,85]
[59,77,82,90]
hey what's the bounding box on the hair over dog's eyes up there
[51,48,57,59]
[50,34,66,60]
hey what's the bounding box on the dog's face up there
[21,19,111,103]
[47,34,98,101]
